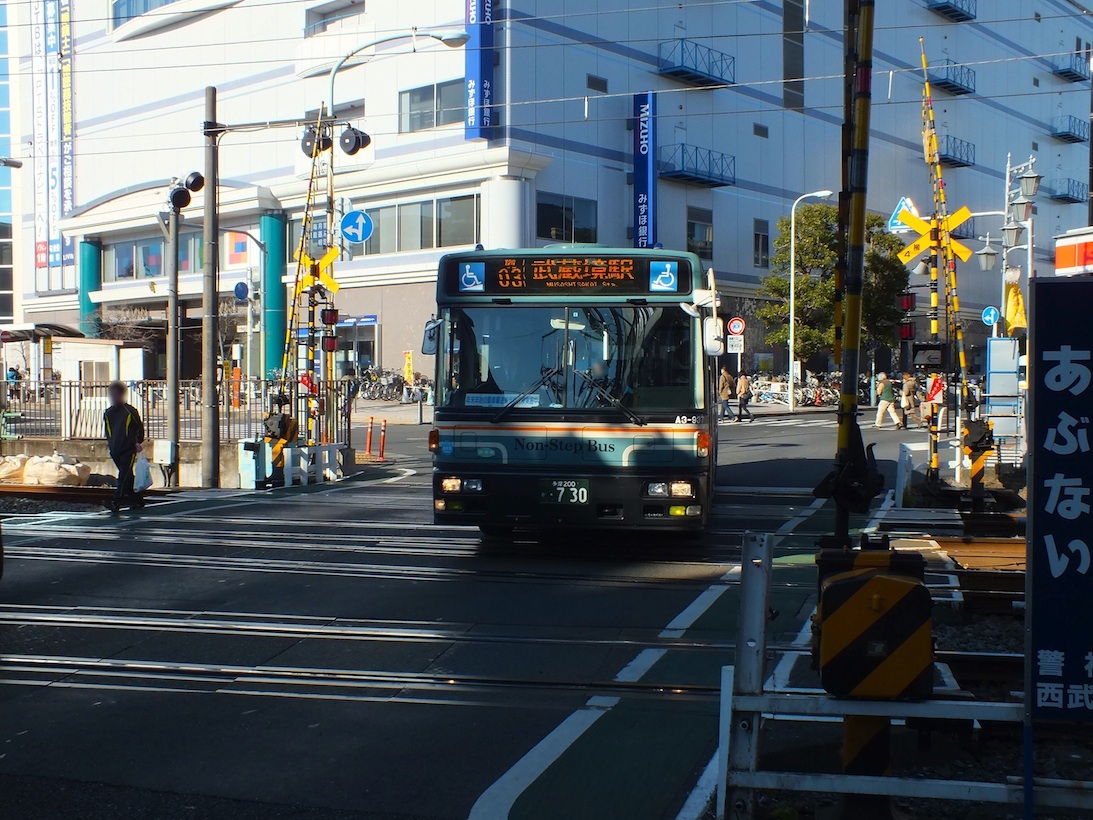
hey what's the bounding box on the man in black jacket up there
[103,381,145,513]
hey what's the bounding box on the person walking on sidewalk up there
[717,366,736,422]
[734,372,754,423]
[874,371,903,429]
[103,381,146,513]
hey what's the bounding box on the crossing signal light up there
[167,171,205,211]
[899,292,916,312]
[899,320,916,341]
[339,127,371,156]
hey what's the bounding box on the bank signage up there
[633,92,657,249]
[465,0,495,140]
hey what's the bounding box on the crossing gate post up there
[814,540,933,819]
[378,419,387,462]
[963,419,993,513]
[719,532,774,820]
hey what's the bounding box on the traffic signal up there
[899,320,916,341]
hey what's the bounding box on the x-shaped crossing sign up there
[294,247,341,299]
[896,206,973,265]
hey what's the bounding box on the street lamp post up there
[788,189,833,412]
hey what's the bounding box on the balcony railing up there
[1051,114,1090,143]
[937,134,975,167]
[929,59,976,95]
[658,39,735,87]
[1053,52,1091,83]
[658,144,736,187]
[1048,178,1088,204]
[950,216,975,240]
[926,0,976,22]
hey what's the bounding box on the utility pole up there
[165,207,180,487]
[202,86,221,488]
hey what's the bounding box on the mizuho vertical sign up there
[633,92,657,249]
[465,0,494,140]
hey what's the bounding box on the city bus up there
[424,247,724,536]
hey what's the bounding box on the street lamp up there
[327,28,469,119]
[1001,222,1023,248]
[788,189,833,412]
[1018,168,1042,198]
[975,235,998,272]
[1009,195,1033,223]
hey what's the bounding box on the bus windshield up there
[438,305,701,412]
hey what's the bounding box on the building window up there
[586,74,608,93]
[536,193,598,243]
[753,123,769,138]
[111,0,181,27]
[399,80,465,133]
[437,195,479,247]
[304,0,365,37]
[316,194,483,256]
[1032,77,1040,87]
[687,207,713,259]
[782,0,805,109]
[102,234,204,283]
[1032,140,1039,151]
[364,205,397,254]
[753,219,770,269]
[398,201,434,252]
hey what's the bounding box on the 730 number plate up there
[539,479,590,505]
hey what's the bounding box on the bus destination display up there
[445,256,692,296]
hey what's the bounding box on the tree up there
[756,204,909,364]
[99,305,160,352]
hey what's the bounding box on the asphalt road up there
[0,412,916,820]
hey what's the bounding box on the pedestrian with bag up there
[900,371,920,428]
[735,372,754,423]
[103,381,146,513]
[874,371,904,429]
[717,366,736,422]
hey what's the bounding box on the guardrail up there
[1,379,354,444]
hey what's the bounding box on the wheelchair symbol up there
[650,262,678,292]
[460,263,485,292]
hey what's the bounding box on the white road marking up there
[468,563,742,820]
[674,750,721,820]
[863,488,896,533]
[775,496,826,534]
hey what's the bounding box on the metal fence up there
[1,379,354,444]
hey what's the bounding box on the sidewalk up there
[349,399,838,426]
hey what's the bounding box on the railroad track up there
[0,483,168,505]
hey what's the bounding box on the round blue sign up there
[340,210,374,244]
[234,281,249,301]
[981,306,1000,326]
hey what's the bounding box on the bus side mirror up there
[421,319,442,355]
[703,316,724,357]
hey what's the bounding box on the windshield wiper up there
[490,367,562,424]
[574,369,647,426]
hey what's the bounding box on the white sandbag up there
[22,456,49,485]
[0,454,28,483]
[38,462,88,487]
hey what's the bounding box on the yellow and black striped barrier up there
[814,546,933,817]
[963,419,994,513]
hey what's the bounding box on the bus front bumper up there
[432,469,710,531]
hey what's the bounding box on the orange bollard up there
[365,416,374,455]
[378,419,387,462]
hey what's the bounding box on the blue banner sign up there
[465,0,495,140]
[1029,277,1093,720]
[633,93,657,249]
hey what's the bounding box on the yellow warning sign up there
[896,205,973,264]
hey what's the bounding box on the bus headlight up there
[441,477,462,493]
[647,482,669,497]
[670,481,694,498]
[464,479,483,492]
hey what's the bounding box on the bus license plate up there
[540,479,590,505]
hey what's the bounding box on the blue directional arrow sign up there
[981,305,1000,327]
[340,210,373,244]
